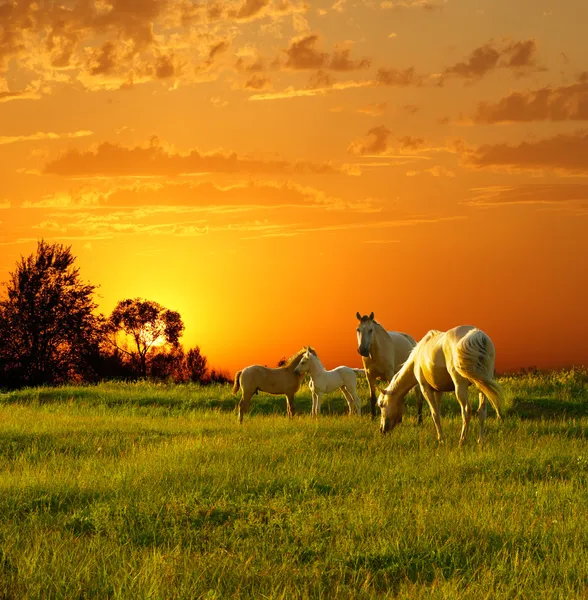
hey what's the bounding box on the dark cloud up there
[376,67,419,86]
[398,136,425,150]
[154,55,176,79]
[463,130,588,175]
[442,38,539,82]
[284,34,370,71]
[88,42,118,76]
[43,139,341,177]
[473,75,588,123]
[244,74,272,90]
[348,125,392,155]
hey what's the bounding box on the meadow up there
[0,370,587,599]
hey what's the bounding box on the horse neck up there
[307,355,326,378]
[372,322,394,362]
[389,353,417,398]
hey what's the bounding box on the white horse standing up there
[295,349,362,416]
[378,325,504,445]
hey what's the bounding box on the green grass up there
[0,370,587,599]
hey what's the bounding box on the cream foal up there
[295,349,362,416]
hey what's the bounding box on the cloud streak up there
[43,139,342,177]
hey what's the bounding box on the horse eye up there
[356,328,360,332]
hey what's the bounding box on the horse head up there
[356,311,375,358]
[377,387,403,434]
[294,348,312,374]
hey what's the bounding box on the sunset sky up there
[1,0,587,374]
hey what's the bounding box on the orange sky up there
[1,0,588,374]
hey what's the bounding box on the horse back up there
[241,364,302,395]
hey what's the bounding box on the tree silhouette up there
[108,298,184,378]
[186,346,208,383]
[0,240,102,387]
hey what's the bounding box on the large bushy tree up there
[0,240,103,387]
[108,298,184,378]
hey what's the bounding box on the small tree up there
[186,346,208,383]
[0,240,103,387]
[108,298,184,378]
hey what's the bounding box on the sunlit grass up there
[0,370,586,598]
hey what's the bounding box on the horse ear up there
[356,312,361,321]
[369,312,374,320]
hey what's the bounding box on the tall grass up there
[0,370,586,598]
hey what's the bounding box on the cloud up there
[25,180,373,211]
[283,34,371,71]
[463,130,588,175]
[348,126,392,155]
[441,38,539,82]
[357,103,387,116]
[0,130,93,146]
[348,128,454,158]
[0,0,308,95]
[43,139,342,177]
[248,78,372,100]
[472,75,588,123]
[465,184,588,208]
[380,0,446,9]
[376,66,420,86]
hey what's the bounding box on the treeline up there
[0,240,229,389]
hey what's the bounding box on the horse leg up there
[341,387,354,415]
[366,372,378,418]
[455,380,472,447]
[311,391,319,417]
[420,383,445,444]
[414,386,424,424]
[315,392,324,415]
[238,390,254,424]
[285,394,296,419]
[477,392,488,444]
[350,386,362,416]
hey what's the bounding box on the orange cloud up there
[348,126,392,155]
[473,75,588,123]
[283,34,371,71]
[465,184,588,208]
[463,130,588,175]
[42,139,342,177]
[376,67,420,86]
[0,130,93,146]
[441,38,539,82]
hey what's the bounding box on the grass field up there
[0,370,587,599]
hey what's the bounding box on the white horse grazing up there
[356,312,424,421]
[294,349,362,416]
[377,325,504,445]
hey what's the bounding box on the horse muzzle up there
[357,346,370,358]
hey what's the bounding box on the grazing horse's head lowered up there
[377,388,404,434]
[356,312,376,357]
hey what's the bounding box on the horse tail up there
[469,374,504,420]
[454,329,504,418]
[232,370,243,394]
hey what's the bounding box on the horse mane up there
[389,330,441,393]
[282,346,317,369]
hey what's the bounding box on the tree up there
[186,346,208,383]
[0,240,103,387]
[108,298,184,378]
